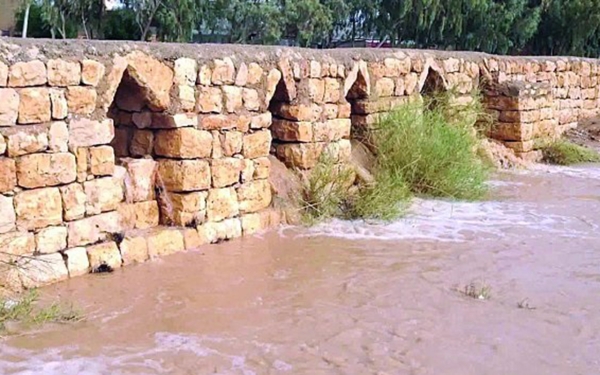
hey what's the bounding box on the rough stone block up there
[125,51,173,111]
[271,119,313,142]
[81,60,105,86]
[119,235,149,265]
[18,88,51,124]
[323,103,339,119]
[154,128,213,159]
[48,121,69,152]
[199,114,250,132]
[490,122,535,142]
[89,145,115,176]
[375,78,395,97]
[250,112,272,129]
[212,218,242,241]
[47,59,81,86]
[16,153,76,188]
[75,147,88,182]
[253,157,270,180]
[270,102,322,122]
[160,191,207,226]
[247,63,263,85]
[69,118,114,148]
[19,253,68,288]
[241,213,262,235]
[235,62,248,86]
[0,62,7,86]
[198,64,211,85]
[197,86,223,113]
[66,86,97,115]
[211,58,235,85]
[242,88,260,111]
[504,140,535,153]
[242,130,271,159]
[59,183,86,221]
[211,158,241,188]
[35,225,67,254]
[157,159,211,192]
[130,129,154,157]
[265,68,283,104]
[220,131,243,156]
[0,195,16,234]
[206,187,239,222]
[240,159,255,183]
[0,88,19,125]
[0,158,16,194]
[308,78,325,103]
[237,179,271,213]
[223,85,243,113]
[121,158,156,203]
[150,113,197,129]
[8,60,47,87]
[67,211,121,247]
[133,200,159,229]
[182,228,203,250]
[1,124,48,157]
[14,187,63,230]
[323,78,341,103]
[313,119,351,142]
[275,143,324,169]
[63,247,90,277]
[84,177,124,215]
[147,227,185,258]
[337,102,351,118]
[132,112,152,128]
[178,85,195,112]
[174,58,197,86]
[87,241,122,270]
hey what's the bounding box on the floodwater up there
[1,165,600,375]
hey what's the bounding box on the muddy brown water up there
[1,165,600,375]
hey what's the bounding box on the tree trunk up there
[22,3,31,38]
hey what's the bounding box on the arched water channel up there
[1,164,599,375]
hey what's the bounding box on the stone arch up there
[418,61,448,97]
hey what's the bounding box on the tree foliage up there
[13,0,600,57]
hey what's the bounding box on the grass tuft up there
[538,139,600,165]
[461,281,491,300]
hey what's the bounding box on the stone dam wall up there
[0,38,598,288]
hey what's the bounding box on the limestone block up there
[223,85,243,113]
[16,153,76,189]
[1,124,48,157]
[84,177,124,215]
[242,130,271,159]
[240,159,254,183]
[308,78,325,103]
[310,61,321,78]
[250,113,272,130]
[147,227,185,258]
[197,86,223,113]
[48,121,69,152]
[404,73,419,95]
[0,88,19,125]
[198,64,212,85]
[504,140,535,153]
[199,114,250,132]
[0,158,16,194]
[69,118,114,148]
[154,127,213,159]
[47,59,81,87]
[130,200,159,229]
[62,247,89,276]
[87,241,122,270]
[325,139,351,163]
[14,187,63,230]
[8,60,47,87]
[211,158,241,188]
[338,103,351,119]
[490,122,535,141]
[67,211,121,247]
[211,58,235,85]
[125,51,173,111]
[81,60,105,86]
[150,113,197,128]
[132,112,152,128]
[217,131,241,157]
[214,218,242,241]
[130,129,154,157]
[270,102,322,122]
[242,88,261,111]
[241,213,261,235]
[313,119,351,142]
[323,103,338,119]
[265,68,282,104]
[196,222,218,244]
[499,110,540,124]
[0,62,7,86]
[182,228,202,250]
[323,78,341,103]
[0,135,4,154]
[178,85,196,112]
[275,143,324,169]
[157,159,211,192]
[206,187,239,222]
[35,225,67,254]
[121,158,156,203]
[18,88,51,124]
[247,63,263,85]
[375,78,395,97]
[174,58,197,86]
[160,191,207,226]
[0,195,15,234]
[271,119,313,142]
[89,145,115,176]
[119,235,149,265]
[59,183,86,221]
[117,202,135,230]
[75,147,88,182]
[237,179,271,213]
[19,253,68,288]
[253,157,270,180]
[66,86,97,115]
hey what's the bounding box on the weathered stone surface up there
[18,88,51,124]
[323,78,341,103]
[119,235,149,265]
[375,78,395,97]
[206,187,239,222]
[242,88,261,111]
[253,157,270,180]
[199,114,250,132]
[2,124,48,157]
[63,247,90,276]
[220,131,243,156]
[0,232,34,262]
[235,62,248,86]
[250,112,272,129]
[313,119,351,142]
[130,129,154,157]
[88,145,115,176]
[87,241,122,270]
[147,227,185,258]
[35,225,67,254]
[49,89,68,120]
[16,153,76,188]
[84,177,124,215]
[211,158,241,188]
[182,228,203,250]
[265,68,282,104]
[59,183,86,221]
[14,187,62,230]
[9,60,47,87]
[223,85,243,113]
[160,191,207,226]
[81,60,105,86]
[133,200,159,229]
[157,159,211,192]
[47,59,81,86]
[0,195,16,234]
[197,86,222,113]
[174,58,197,86]
[270,102,322,122]
[276,142,324,169]
[242,130,271,158]
[247,63,263,85]
[75,147,88,182]
[48,121,69,152]
[271,119,313,142]
[240,159,254,183]
[211,58,235,85]
[198,64,212,85]
[0,158,16,194]
[178,85,195,111]
[125,51,174,111]
[69,118,114,148]
[0,135,4,154]
[0,62,7,86]
[240,213,262,235]
[0,88,19,125]
[154,128,213,159]
[19,253,68,288]
[66,86,97,115]
[67,211,121,247]
[237,179,271,213]
[308,78,325,103]
[120,158,156,203]
[210,218,242,241]
[150,113,197,129]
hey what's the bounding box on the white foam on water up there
[529,163,600,179]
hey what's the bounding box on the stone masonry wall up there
[0,38,599,288]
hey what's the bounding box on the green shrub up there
[539,139,600,165]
